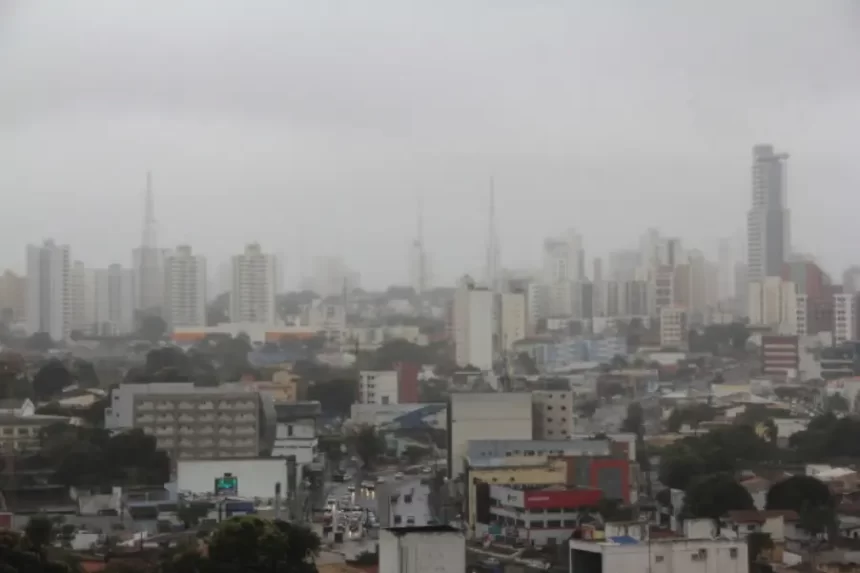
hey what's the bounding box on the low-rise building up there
[377,478,433,528]
[379,526,465,573]
[480,485,602,546]
[272,401,322,480]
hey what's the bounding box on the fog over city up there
[1,1,859,288]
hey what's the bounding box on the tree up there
[516,352,539,375]
[609,354,628,370]
[766,475,832,514]
[682,473,754,520]
[747,532,774,571]
[666,404,716,433]
[353,425,384,470]
[138,315,167,343]
[72,360,100,389]
[825,392,849,412]
[33,360,75,401]
[207,516,319,573]
[23,516,53,556]
[206,292,230,326]
[26,332,55,352]
[403,445,430,465]
[306,378,358,418]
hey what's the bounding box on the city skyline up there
[2,2,859,288]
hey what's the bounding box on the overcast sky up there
[1,1,859,289]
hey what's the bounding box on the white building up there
[570,536,748,573]
[230,243,278,325]
[452,276,495,371]
[532,390,575,439]
[26,240,72,341]
[272,402,319,482]
[377,479,433,528]
[70,261,97,334]
[659,306,688,349]
[358,371,399,405]
[164,245,207,328]
[92,264,136,336]
[176,458,288,500]
[833,293,857,345]
[500,292,526,350]
[379,526,465,573]
[447,392,533,478]
[748,278,797,334]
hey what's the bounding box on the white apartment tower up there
[70,261,97,333]
[747,145,790,283]
[163,245,207,328]
[26,240,72,341]
[453,276,495,371]
[659,306,688,349]
[230,243,278,324]
[748,278,797,335]
[500,291,526,351]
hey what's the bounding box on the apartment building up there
[659,306,688,349]
[377,478,433,528]
[834,293,859,345]
[748,278,797,334]
[0,270,26,323]
[104,382,275,460]
[164,246,207,328]
[453,276,495,371]
[26,239,72,341]
[532,390,575,439]
[500,291,527,350]
[230,243,278,324]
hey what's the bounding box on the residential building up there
[748,278,797,334]
[760,335,799,376]
[532,390,576,439]
[834,293,858,345]
[0,270,26,323]
[92,264,136,336]
[379,526,465,573]
[526,283,549,332]
[782,260,830,299]
[0,413,72,452]
[570,535,748,573]
[272,401,321,481]
[377,478,433,528]
[452,276,495,370]
[717,237,738,301]
[70,261,97,334]
[795,295,807,337]
[652,265,674,316]
[358,371,398,405]
[230,243,278,325]
[350,403,447,431]
[104,382,276,459]
[659,306,687,349]
[163,245,207,328]
[300,298,346,337]
[447,393,533,478]
[747,144,790,284]
[500,291,526,350]
[844,266,860,295]
[26,239,72,341]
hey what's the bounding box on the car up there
[360,480,373,489]
[376,476,386,484]
[482,558,500,567]
[347,484,355,492]
[394,472,404,480]
[421,466,432,474]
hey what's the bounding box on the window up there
[381,396,390,405]
[729,548,738,559]
[287,425,293,437]
[393,515,402,525]
[655,556,664,563]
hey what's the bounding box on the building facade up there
[164,245,207,328]
[230,243,278,325]
[747,144,790,284]
[26,239,71,341]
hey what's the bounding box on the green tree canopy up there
[766,475,832,514]
[682,473,754,520]
[33,360,75,401]
[206,516,320,573]
[352,425,385,470]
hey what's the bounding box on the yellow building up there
[466,456,567,532]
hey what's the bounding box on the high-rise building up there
[93,264,136,336]
[500,291,526,351]
[747,145,790,283]
[843,266,860,295]
[607,250,640,282]
[542,229,585,284]
[717,237,738,301]
[230,243,278,324]
[525,283,549,332]
[25,240,71,341]
[0,270,26,323]
[70,261,97,334]
[748,278,797,334]
[833,293,859,345]
[453,276,495,371]
[164,246,207,328]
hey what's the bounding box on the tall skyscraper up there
[0,270,26,323]
[747,145,790,283]
[134,173,166,315]
[230,243,278,324]
[26,240,71,341]
[163,245,207,328]
[70,261,97,333]
[484,178,501,291]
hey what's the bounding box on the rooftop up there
[384,525,461,536]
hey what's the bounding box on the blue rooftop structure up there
[383,403,446,430]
